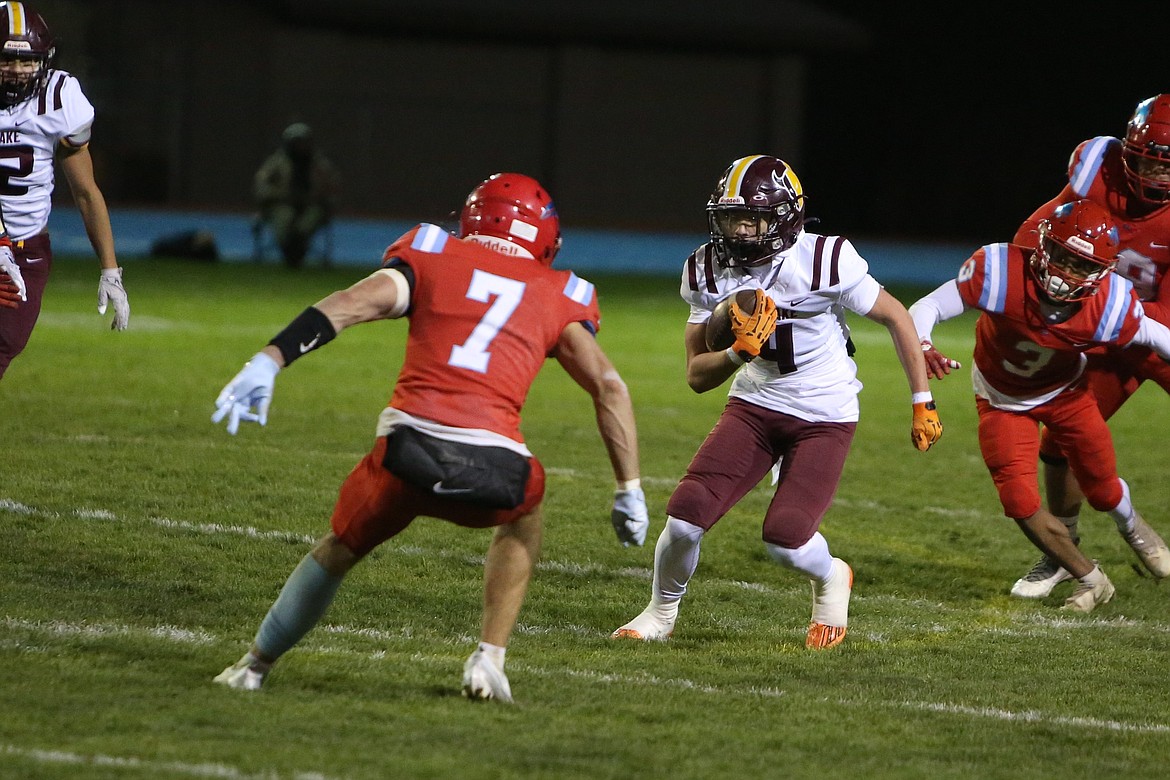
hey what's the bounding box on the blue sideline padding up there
[45,206,966,285]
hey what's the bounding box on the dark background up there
[803,1,1169,243]
[31,0,1170,245]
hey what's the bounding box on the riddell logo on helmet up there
[718,196,746,205]
[3,42,32,54]
[466,234,535,260]
[1066,236,1095,254]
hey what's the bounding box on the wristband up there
[911,391,933,404]
[725,347,746,366]
[268,306,337,366]
[616,478,641,491]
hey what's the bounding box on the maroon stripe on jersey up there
[686,253,699,292]
[36,79,47,114]
[703,246,718,292]
[811,236,827,291]
[52,75,66,111]
[828,236,842,287]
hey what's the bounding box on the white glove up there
[212,352,281,435]
[611,487,649,547]
[0,244,25,302]
[98,267,130,330]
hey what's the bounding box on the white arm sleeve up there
[1132,316,1170,362]
[908,280,966,342]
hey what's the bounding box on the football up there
[705,289,757,352]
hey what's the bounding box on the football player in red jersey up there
[911,200,1170,612]
[210,173,648,703]
[0,2,129,380]
[1002,95,1170,597]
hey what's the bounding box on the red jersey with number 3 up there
[380,223,601,442]
[956,242,1143,398]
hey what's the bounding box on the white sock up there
[1107,478,1135,535]
[1080,565,1106,586]
[478,641,506,671]
[765,531,834,582]
[648,517,704,616]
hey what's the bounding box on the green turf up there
[3,257,1168,779]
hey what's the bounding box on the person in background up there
[0,1,128,380]
[911,199,1170,613]
[1003,94,1170,598]
[611,155,941,652]
[212,173,649,703]
[253,122,340,269]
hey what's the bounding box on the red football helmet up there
[0,2,55,108]
[1122,94,1170,205]
[707,155,806,267]
[459,173,562,265]
[1030,199,1120,302]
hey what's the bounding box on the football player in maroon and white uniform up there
[611,155,941,652]
[1002,95,1170,597]
[911,200,1170,612]
[0,1,128,380]
[211,173,648,703]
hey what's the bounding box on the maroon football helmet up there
[707,155,806,267]
[0,2,55,108]
[1122,94,1170,205]
[459,173,562,265]
[1030,199,1120,302]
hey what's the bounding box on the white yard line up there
[6,616,1170,738]
[0,744,335,780]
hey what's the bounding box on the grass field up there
[3,256,1169,779]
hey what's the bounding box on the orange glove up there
[729,288,778,359]
[911,401,942,451]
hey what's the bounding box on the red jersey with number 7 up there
[956,241,1143,399]
[380,223,601,442]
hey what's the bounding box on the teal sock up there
[254,554,344,660]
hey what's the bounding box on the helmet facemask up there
[708,203,800,267]
[1030,203,1118,303]
[1122,95,1170,205]
[0,53,45,106]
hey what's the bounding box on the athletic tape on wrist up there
[269,306,337,365]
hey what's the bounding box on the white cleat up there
[1061,570,1116,613]
[462,648,513,704]
[1122,517,1170,579]
[806,557,852,650]
[610,606,676,641]
[1010,556,1073,599]
[213,653,270,691]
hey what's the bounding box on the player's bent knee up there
[1000,484,1041,521]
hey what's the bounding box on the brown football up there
[705,289,757,352]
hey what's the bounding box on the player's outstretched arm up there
[553,322,648,546]
[866,288,943,451]
[908,280,965,380]
[213,268,407,435]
